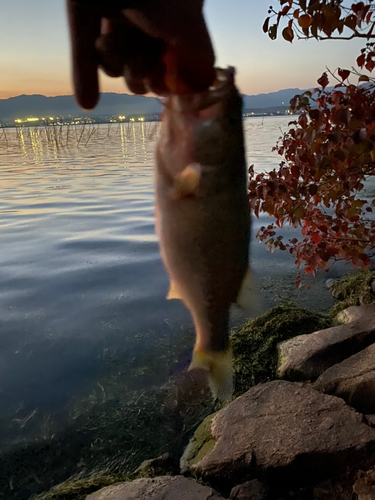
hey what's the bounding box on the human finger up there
[66,1,101,109]
[124,0,215,92]
[96,17,167,94]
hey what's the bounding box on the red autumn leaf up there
[312,233,322,244]
[357,54,366,67]
[317,72,329,89]
[263,17,270,33]
[338,68,351,81]
[358,74,370,82]
[281,4,291,15]
[282,23,294,42]
[352,2,365,15]
[298,14,313,28]
[365,59,375,72]
[345,14,358,31]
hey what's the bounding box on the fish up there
[155,67,252,401]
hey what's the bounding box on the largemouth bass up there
[155,67,251,400]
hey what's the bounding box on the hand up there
[66,0,216,109]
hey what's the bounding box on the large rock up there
[366,414,375,426]
[86,475,225,500]
[277,305,375,380]
[181,381,375,492]
[314,343,375,414]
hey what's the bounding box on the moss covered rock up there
[329,269,375,317]
[180,413,217,474]
[231,306,331,396]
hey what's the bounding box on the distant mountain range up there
[0,93,162,121]
[0,88,307,121]
[242,88,304,110]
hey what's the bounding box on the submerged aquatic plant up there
[30,473,131,500]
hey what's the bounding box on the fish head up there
[158,68,245,180]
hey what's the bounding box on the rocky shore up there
[25,270,375,499]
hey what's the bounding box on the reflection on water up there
[0,118,343,498]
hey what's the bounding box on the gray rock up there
[182,381,375,490]
[277,306,375,380]
[312,478,353,500]
[353,465,375,500]
[86,475,225,500]
[230,479,268,499]
[314,343,375,414]
[336,304,375,324]
[366,415,375,426]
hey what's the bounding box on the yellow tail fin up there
[188,349,233,401]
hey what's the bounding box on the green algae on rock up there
[231,305,331,396]
[180,413,217,474]
[30,473,131,500]
[329,269,375,317]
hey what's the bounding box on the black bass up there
[155,67,251,400]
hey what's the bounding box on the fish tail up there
[188,348,233,402]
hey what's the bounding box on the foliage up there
[251,1,375,275]
[230,305,331,395]
[264,0,375,50]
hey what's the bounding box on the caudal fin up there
[188,349,233,401]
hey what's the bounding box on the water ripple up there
[0,118,337,452]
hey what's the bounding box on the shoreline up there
[3,269,374,500]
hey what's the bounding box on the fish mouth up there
[164,67,236,114]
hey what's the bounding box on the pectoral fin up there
[234,269,262,315]
[172,164,201,199]
[167,280,182,300]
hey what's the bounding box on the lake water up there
[0,117,346,498]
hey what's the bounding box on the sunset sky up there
[0,0,366,100]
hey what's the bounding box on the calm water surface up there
[0,117,341,455]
